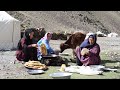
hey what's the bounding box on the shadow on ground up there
[101,60,119,64]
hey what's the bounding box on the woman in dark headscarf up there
[16,28,38,62]
[75,34,101,66]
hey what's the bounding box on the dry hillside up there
[6,11,120,35]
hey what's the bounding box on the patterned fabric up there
[75,34,101,66]
[37,32,55,60]
[76,44,101,66]
[80,34,97,49]
[16,28,38,62]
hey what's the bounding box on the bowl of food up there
[49,72,72,79]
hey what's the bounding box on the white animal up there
[107,33,118,37]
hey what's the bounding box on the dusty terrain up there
[6,11,120,35]
[0,37,120,79]
[1,11,120,79]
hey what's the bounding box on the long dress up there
[16,27,39,62]
[16,38,38,62]
[75,43,101,66]
[37,38,54,60]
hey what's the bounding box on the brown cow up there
[60,32,86,58]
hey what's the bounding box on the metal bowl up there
[27,69,45,75]
[49,72,72,79]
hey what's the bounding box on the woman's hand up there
[32,44,38,48]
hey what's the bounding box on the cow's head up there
[60,43,70,53]
[32,28,46,42]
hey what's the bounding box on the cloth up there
[75,34,101,66]
[80,34,97,50]
[37,32,55,60]
[16,28,38,62]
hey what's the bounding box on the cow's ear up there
[60,43,64,48]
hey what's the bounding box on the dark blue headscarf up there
[80,34,97,50]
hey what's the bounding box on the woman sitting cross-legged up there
[15,28,38,62]
[75,34,101,66]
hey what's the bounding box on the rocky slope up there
[6,11,120,35]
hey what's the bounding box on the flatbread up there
[81,48,89,56]
[40,44,47,55]
[24,61,47,70]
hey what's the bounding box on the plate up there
[42,55,58,58]
[27,69,45,75]
[51,54,59,57]
[59,53,69,56]
[49,72,72,79]
[25,66,48,71]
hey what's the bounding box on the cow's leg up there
[70,49,77,63]
[72,49,76,59]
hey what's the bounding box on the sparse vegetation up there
[0,37,120,79]
[6,11,120,36]
[1,11,120,79]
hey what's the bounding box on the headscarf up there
[37,32,52,46]
[23,28,35,45]
[80,34,97,50]
[41,32,52,41]
[17,28,34,50]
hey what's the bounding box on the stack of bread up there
[24,61,47,70]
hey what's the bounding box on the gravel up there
[0,37,120,79]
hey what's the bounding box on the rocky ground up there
[0,37,120,79]
[6,11,120,35]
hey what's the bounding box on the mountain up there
[6,11,120,35]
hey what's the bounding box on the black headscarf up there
[80,34,97,49]
[17,28,35,50]
[23,28,35,45]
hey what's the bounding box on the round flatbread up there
[81,48,89,56]
[40,44,47,55]
[24,61,47,70]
